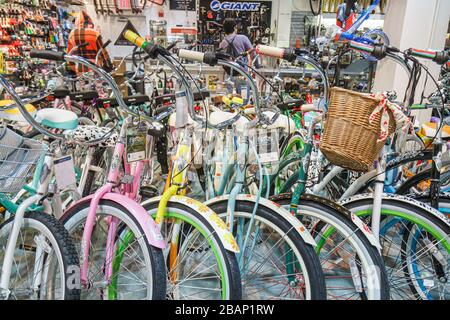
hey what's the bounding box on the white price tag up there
[53,155,76,190]
[258,152,279,163]
[214,162,223,190]
[241,86,248,100]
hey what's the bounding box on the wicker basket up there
[320,87,396,172]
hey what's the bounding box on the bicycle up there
[62,33,243,300]
[0,76,80,300]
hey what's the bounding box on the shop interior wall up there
[84,0,287,59]
[83,0,196,59]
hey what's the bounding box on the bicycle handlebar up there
[30,49,65,62]
[176,48,267,128]
[255,45,330,102]
[407,48,449,65]
[8,49,160,142]
[122,31,224,129]
[255,45,297,62]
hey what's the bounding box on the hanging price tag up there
[53,155,76,190]
[254,129,279,163]
[126,127,147,163]
[251,128,280,174]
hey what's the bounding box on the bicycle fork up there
[371,147,387,248]
[0,194,42,299]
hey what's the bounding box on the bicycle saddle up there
[97,94,150,108]
[124,71,144,81]
[35,108,78,130]
[147,121,165,137]
[154,105,174,118]
[154,93,175,106]
[261,111,296,132]
[419,122,450,139]
[51,86,70,99]
[193,90,210,102]
[276,99,305,111]
[69,90,99,102]
[208,110,249,132]
[65,125,118,147]
[0,100,37,122]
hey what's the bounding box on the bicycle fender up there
[66,194,165,249]
[204,194,317,247]
[340,193,450,227]
[142,196,239,253]
[271,193,381,249]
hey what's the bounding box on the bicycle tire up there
[343,197,450,300]
[208,199,327,300]
[0,211,80,300]
[272,194,390,300]
[143,201,242,300]
[61,199,166,300]
[309,0,323,16]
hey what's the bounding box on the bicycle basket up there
[320,87,395,172]
[0,126,46,193]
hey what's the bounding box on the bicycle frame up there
[0,75,85,297]
[72,116,165,285]
[345,0,381,35]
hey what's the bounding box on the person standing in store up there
[219,18,257,96]
[66,10,113,74]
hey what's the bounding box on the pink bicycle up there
[28,49,167,300]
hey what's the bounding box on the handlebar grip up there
[348,41,374,53]
[256,45,297,62]
[123,30,146,48]
[300,104,316,112]
[30,49,65,61]
[409,48,449,65]
[348,41,390,60]
[178,49,218,66]
[178,49,205,63]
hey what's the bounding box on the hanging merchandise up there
[169,0,196,11]
[198,0,272,48]
[0,1,78,75]
[149,20,167,47]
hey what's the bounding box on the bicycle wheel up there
[396,164,450,195]
[272,194,389,300]
[343,196,450,300]
[309,0,323,15]
[0,211,80,300]
[61,199,166,300]
[143,200,242,300]
[208,199,326,300]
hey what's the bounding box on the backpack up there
[223,36,240,76]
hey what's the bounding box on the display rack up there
[0,0,81,74]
